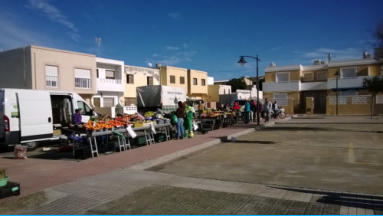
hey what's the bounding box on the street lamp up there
[237,55,261,127]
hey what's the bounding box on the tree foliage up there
[227,77,247,92]
[363,76,383,94]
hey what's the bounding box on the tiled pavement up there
[13,169,379,214]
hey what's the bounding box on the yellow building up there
[124,65,160,105]
[159,66,188,94]
[207,84,232,102]
[263,57,383,115]
[187,69,208,100]
[159,66,209,100]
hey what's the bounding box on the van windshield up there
[77,101,92,115]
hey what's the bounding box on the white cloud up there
[168,12,181,19]
[26,0,79,41]
[165,46,179,51]
[302,47,366,61]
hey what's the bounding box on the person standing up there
[176,101,186,139]
[250,100,256,122]
[263,98,272,122]
[245,101,251,124]
[184,102,195,138]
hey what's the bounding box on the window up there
[302,72,314,81]
[193,78,198,85]
[180,76,185,84]
[147,76,153,85]
[75,68,91,88]
[96,69,99,78]
[170,75,176,84]
[201,79,206,86]
[276,72,289,83]
[317,71,327,81]
[273,92,288,106]
[45,65,58,87]
[77,101,92,115]
[341,67,357,78]
[93,97,100,107]
[103,98,115,107]
[105,70,115,79]
[127,74,134,84]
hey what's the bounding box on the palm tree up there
[363,76,383,118]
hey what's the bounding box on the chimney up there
[270,62,276,67]
[363,51,371,59]
[313,59,321,65]
[155,63,162,69]
[327,53,332,62]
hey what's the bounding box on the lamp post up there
[238,55,260,127]
[335,71,339,116]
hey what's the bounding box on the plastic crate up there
[0,181,20,199]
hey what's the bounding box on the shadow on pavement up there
[263,126,383,134]
[270,185,383,211]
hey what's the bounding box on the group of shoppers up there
[230,98,279,123]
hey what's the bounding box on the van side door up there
[18,91,53,141]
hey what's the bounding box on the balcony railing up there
[263,81,300,92]
[97,78,124,92]
[327,76,367,89]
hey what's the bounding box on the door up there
[18,91,53,141]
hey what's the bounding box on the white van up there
[0,88,95,150]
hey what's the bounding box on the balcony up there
[97,78,125,92]
[327,76,367,89]
[301,81,327,91]
[263,81,300,92]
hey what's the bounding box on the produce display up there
[82,112,170,131]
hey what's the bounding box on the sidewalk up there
[0,124,256,197]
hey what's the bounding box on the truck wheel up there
[26,142,38,151]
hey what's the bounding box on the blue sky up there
[0,0,382,80]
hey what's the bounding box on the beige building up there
[263,55,383,115]
[0,45,97,103]
[124,65,160,105]
[207,84,232,102]
[187,69,208,100]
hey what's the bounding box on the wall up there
[207,85,219,102]
[159,66,188,93]
[369,65,381,76]
[326,95,371,115]
[0,47,32,89]
[30,46,97,94]
[264,91,300,114]
[188,69,208,96]
[265,72,275,82]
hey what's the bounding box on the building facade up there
[0,45,97,103]
[91,57,125,109]
[124,65,160,105]
[263,57,383,115]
